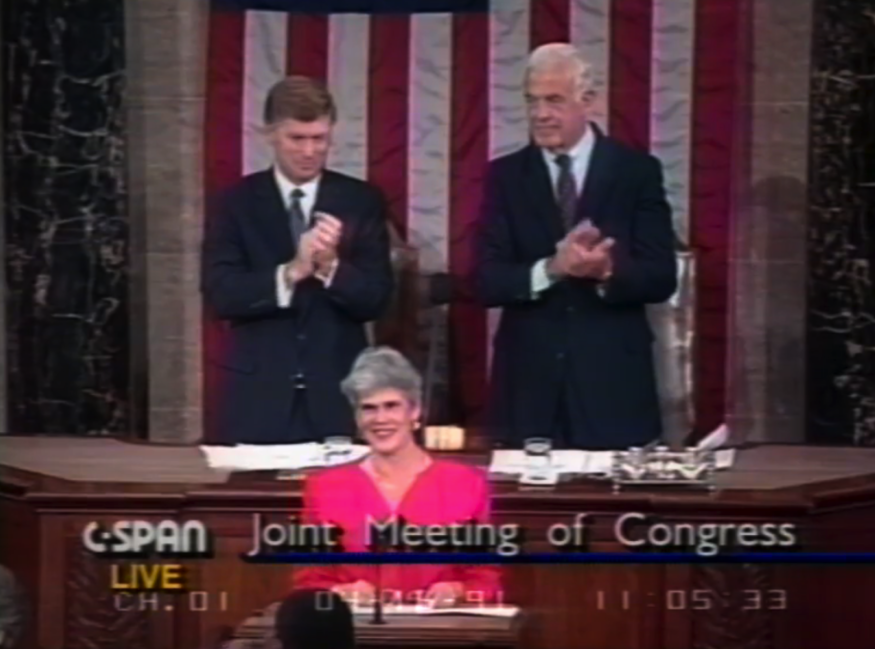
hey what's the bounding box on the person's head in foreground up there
[275,589,354,649]
[340,346,424,459]
[263,75,337,185]
[0,565,24,648]
[524,42,596,153]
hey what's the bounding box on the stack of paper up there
[696,424,736,469]
[489,450,585,475]
[352,604,519,618]
[199,443,370,471]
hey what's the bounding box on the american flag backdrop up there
[204,0,747,437]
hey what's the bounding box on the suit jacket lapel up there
[520,145,566,244]
[577,125,618,229]
[252,170,296,261]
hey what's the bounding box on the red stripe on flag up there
[608,0,653,149]
[202,10,246,442]
[724,0,754,424]
[530,0,570,48]
[287,14,329,79]
[448,13,490,428]
[690,0,745,433]
[367,16,411,238]
[204,12,245,194]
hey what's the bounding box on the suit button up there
[566,306,575,313]
[556,352,565,360]
[297,333,306,341]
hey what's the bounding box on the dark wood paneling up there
[2,455,875,649]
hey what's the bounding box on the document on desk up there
[488,450,615,476]
[352,604,520,618]
[696,424,737,469]
[199,443,370,471]
[489,450,588,475]
[696,423,729,450]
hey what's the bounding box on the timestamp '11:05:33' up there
[597,589,788,611]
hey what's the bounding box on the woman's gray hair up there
[525,42,596,97]
[340,347,423,407]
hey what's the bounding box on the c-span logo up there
[82,519,214,593]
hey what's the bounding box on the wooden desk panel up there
[2,439,875,649]
[229,602,522,649]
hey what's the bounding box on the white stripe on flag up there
[408,13,453,274]
[408,14,454,400]
[242,11,288,175]
[327,14,370,181]
[487,0,531,375]
[489,1,531,159]
[571,0,611,132]
[650,0,696,242]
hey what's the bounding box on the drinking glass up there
[626,446,646,479]
[523,437,553,470]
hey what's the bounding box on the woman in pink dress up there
[292,347,502,606]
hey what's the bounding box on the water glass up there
[523,437,553,470]
[626,446,646,478]
[323,436,353,466]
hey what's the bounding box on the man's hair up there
[275,589,355,649]
[263,76,337,125]
[525,42,596,97]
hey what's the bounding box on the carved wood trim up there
[692,564,775,649]
[64,538,151,649]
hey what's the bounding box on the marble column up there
[807,0,875,445]
[125,0,207,443]
[2,0,134,435]
[726,0,812,444]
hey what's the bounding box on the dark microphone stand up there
[369,522,389,625]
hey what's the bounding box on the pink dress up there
[292,459,503,601]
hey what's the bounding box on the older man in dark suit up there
[475,43,677,450]
[202,76,394,444]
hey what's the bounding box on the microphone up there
[368,519,393,625]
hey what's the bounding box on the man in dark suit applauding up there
[475,43,677,450]
[202,76,394,444]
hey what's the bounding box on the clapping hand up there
[570,219,601,248]
[548,220,614,281]
[284,228,319,285]
[283,213,343,286]
[312,212,343,272]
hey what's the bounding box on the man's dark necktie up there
[289,188,307,245]
[554,153,577,231]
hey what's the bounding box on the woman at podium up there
[292,347,502,607]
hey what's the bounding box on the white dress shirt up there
[530,125,596,294]
[274,167,337,307]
